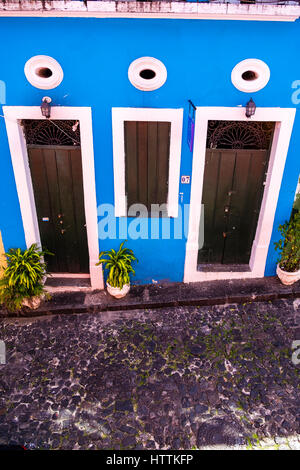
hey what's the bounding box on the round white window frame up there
[24,55,64,90]
[128,57,167,91]
[231,59,270,93]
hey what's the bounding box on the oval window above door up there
[24,55,64,90]
[128,57,167,91]
[231,59,270,93]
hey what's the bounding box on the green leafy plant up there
[96,241,137,289]
[0,243,52,312]
[293,192,300,212]
[274,211,300,273]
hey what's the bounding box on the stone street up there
[0,298,299,450]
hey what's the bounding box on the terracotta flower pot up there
[106,282,130,299]
[276,264,300,286]
[22,296,42,310]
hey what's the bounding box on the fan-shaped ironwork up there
[21,119,80,146]
[206,120,274,150]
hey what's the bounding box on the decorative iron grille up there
[206,120,275,150]
[21,119,81,146]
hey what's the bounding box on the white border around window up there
[231,59,270,93]
[128,57,167,91]
[24,55,64,90]
[184,106,296,283]
[3,106,103,290]
[112,107,183,218]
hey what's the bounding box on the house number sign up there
[181,175,190,184]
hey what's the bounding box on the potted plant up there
[274,211,300,285]
[0,243,52,312]
[96,241,137,298]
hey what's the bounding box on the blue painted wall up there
[0,18,299,283]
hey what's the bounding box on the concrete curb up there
[1,276,299,319]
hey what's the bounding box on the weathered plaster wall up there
[0,17,299,283]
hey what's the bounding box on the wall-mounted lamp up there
[245,98,256,118]
[40,96,52,119]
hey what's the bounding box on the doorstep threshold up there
[45,274,92,292]
[49,273,90,278]
[197,264,251,273]
[1,276,299,319]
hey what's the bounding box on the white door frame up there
[111,107,183,218]
[3,106,103,290]
[184,106,296,283]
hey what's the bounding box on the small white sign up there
[181,175,190,184]
[42,217,49,222]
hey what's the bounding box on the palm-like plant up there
[0,243,52,311]
[96,241,137,289]
[274,211,300,273]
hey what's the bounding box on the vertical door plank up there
[147,122,158,211]
[28,148,58,271]
[137,121,148,209]
[241,149,269,259]
[156,122,170,208]
[124,121,138,211]
[198,149,221,263]
[55,148,80,272]
[42,148,67,272]
[69,148,89,273]
[212,150,236,263]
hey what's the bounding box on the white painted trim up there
[231,59,270,93]
[0,2,299,22]
[24,55,64,90]
[112,107,183,218]
[128,57,167,92]
[3,106,103,290]
[184,106,296,283]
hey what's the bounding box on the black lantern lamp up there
[245,98,256,118]
[40,96,52,119]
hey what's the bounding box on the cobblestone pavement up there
[0,299,299,450]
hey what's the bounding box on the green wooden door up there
[198,148,270,266]
[28,146,89,273]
